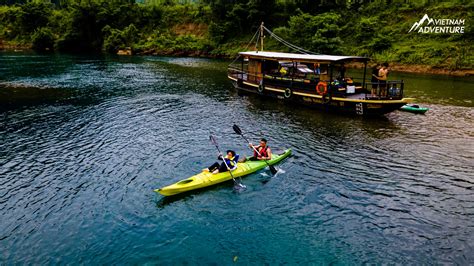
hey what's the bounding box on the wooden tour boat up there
[228,23,414,116]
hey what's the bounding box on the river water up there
[1,52,473,264]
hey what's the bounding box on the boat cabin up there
[229,51,404,101]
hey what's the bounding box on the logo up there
[409,14,465,34]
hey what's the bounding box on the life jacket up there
[224,155,239,170]
[254,145,269,158]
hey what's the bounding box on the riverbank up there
[346,62,474,77]
[384,64,474,77]
[1,1,472,74]
[2,44,472,77]
[0,40,31,51]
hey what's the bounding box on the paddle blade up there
[269,165,278,175]
[209,135,217,145]
[233,183,247,192]
[232,124,242,135]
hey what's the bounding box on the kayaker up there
[249,138,272,160]
[204,150,239,174]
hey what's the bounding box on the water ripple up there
[1,53,473,264]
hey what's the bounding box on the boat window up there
[334,64,346,80]
[262,60,280,75]
[296,65,313,74]
[241,57,249,71]
[313,63,329,82]
[275,61,292,76]
[294,63,315,79]
[315,63,328,75]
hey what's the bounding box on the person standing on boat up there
[204,150,239,174]
[378,63,390,97]
[249,138,272,161]
[314,63,321,75]
[371,63,381,96]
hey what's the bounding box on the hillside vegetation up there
[0,0,472,70]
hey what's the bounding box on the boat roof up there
[239,51,369,63]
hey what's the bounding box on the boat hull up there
[155,149,292,196]
[230,77,412,116]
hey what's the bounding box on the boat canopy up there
[239,51,369,63]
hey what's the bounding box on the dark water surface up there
[1,52,473,264]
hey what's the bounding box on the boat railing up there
[228,67,404,99]
[228,67,247,81]
[364,80,404,99]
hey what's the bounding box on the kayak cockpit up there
[177,179,194,185]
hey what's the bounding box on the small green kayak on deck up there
[400,104,429,114]
[155,149,291,196]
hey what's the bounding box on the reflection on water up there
[0,52,473,264]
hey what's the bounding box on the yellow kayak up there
[155,149,291,196]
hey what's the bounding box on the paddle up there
[232,124,278,175]
[209,135,246,189]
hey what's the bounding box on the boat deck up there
[345,93,368,100]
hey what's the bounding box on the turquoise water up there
[1,52,473,264]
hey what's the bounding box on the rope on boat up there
[228,24,318,67]
[263,26,318,55]
[228,27,260,67]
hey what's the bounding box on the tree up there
[287,12,343,54]
[31,27,54,51]
[18,2,52,34]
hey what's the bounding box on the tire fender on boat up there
[284,88,292,99]
[258,83,264,93]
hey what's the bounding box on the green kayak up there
[400,104,429,114]
[155,149,291,196]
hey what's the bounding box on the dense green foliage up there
[0,0,472,69]
[31,26,54,50]
[273,12,344,54]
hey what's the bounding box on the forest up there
[0,0,472,70]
